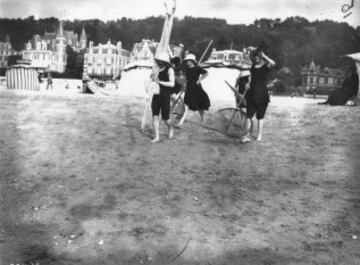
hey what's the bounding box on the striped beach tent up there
[6,65,40,91]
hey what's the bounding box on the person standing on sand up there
[176,54,210,127]
[150,52,175,143]
[82,72,91,93]
[241,49,275,142]
[46,73,53,90]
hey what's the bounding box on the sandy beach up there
[0,73,360,265]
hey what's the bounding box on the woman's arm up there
[261,51,275,68]
[152,68,175,87]
[196,70,209,85]
[245,75,251,93]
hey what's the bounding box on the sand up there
[0,71,360,265]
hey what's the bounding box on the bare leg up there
[164,119,174,139]
[151,116,160,143]
[240,117,253,143]
[199,110,206,125]
[176,105,189,127]
[256,119,263,141]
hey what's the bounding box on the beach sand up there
[0,73,360,265]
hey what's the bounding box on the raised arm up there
[261,51,275,68]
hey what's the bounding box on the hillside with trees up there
[0,16,359,86]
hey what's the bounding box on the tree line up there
[0,16,359,87]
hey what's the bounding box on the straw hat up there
[184,54,197,63]
[155,52,171,65]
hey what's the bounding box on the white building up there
[0,36,20,68]
[204,48,252,68]
[126,39,184,69]
[128,39,158,68]
[21,21,87,73]
[84,40,130,77]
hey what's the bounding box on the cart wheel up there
[217,108,253,136]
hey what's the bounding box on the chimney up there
[117,41,122,52]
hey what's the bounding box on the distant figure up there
[82,72,91,93]
[318,66,359,106]
[113,71,122,81]
[312,87,317,98]
[46,73,53,90]
[113,71,122,89]
[37,73,43,83]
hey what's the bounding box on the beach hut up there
[6,64,40,91]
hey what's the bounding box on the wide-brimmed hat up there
[155,52,171,65]
[183,54,197,63]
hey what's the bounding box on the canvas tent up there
[345,52,360,105]
[6,64,40,91]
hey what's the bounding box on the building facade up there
[21,21,87,73]
[127,39,184,68]
[204,48,252,67]
[84,40,130,77]
[129,39,158,67]
[0,36,20,68]
[301,60,347,94]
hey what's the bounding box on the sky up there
[0,0,359,27]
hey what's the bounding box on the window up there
[97,57,102,64]
[324,77,328,84]
[229,54,236,60]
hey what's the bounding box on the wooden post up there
[141,0,177,130]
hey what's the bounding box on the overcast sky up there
[0,0,359,27]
